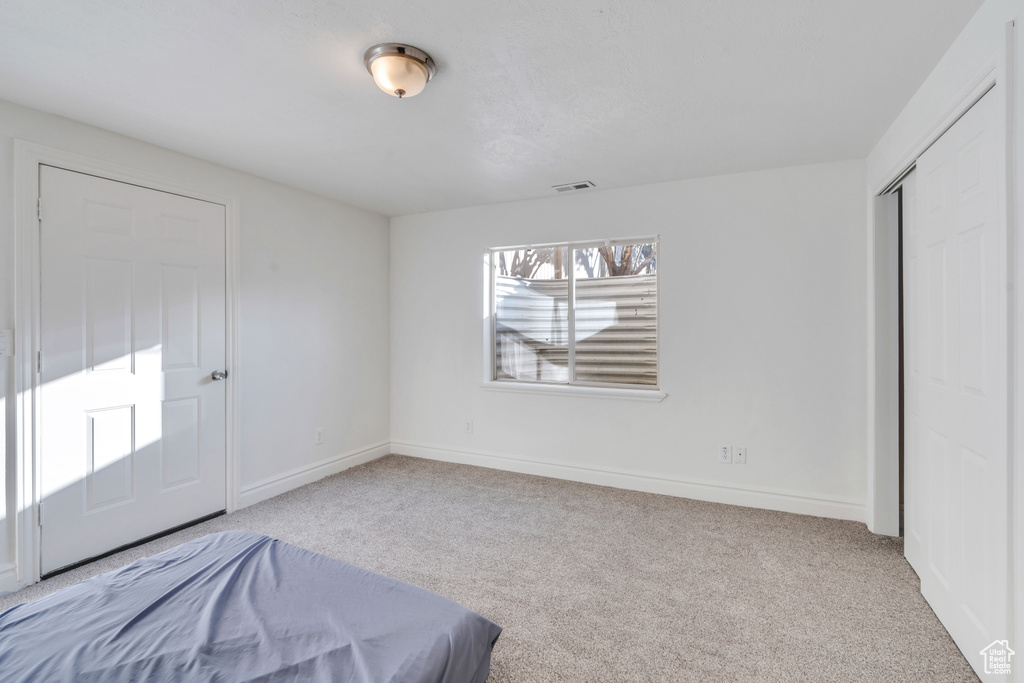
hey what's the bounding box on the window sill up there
[480,380,667,403]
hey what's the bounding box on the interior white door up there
[903,88,1009,678]
[39,165,227,575]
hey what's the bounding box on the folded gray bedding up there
[0,530,502,682]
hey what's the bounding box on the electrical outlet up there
[314,427,324,445]
[718,445,732,464]
[735,447,747,464]
[465,420,474,435]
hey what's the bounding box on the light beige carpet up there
[0,455,977,682]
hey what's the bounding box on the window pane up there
[573,243,657,386]
[493,247,569,382]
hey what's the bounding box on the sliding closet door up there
[903,87,1009,678]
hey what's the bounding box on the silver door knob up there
[211,370,228,381]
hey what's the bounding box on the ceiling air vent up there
[553,180,596,193]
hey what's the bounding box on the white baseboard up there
[238,441,390,509]
[390,441,866,523]
[0,563,20,597]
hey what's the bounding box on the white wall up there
[867,0,1021,190]
[391,160,868,521]
[0,98,391,590]
[865,0,1022,668]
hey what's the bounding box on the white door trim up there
[865,19,1019,677]
[11,140,241,588]
[870,58,998,197]
[866,42,1006,536]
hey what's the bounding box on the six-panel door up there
[903,88,1009,679]
[39,165,227,575]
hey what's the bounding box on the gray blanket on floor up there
[0,530,502,682]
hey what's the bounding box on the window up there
[489,238,658,389]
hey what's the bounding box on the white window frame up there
[482,236,665,402]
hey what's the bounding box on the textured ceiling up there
[0,0,983,216]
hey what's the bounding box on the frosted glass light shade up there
[363,43,436,99]
[370,55,429,98]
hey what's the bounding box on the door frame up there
[11,140,241,588]
[867,53,1005,536]
[866,19,1018,675]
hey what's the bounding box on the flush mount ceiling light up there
[363,43,436,98]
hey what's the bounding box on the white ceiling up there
[0,0,982,217]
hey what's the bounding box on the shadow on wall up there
[13,340,226,575]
